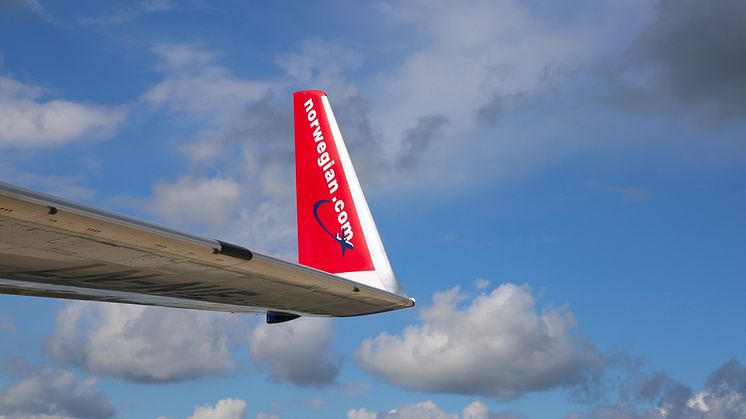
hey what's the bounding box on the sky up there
[0,0,745,418]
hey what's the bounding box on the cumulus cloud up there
[140,32,524,259]
[76,12,131,26]
[585,180,648,202]
[334,0,593,191]
[141,43,298,255]
[187,398,247,419]
[347,401,456,419]
[325,94,390,185]
[461,402,490,419]
[44,302,238,383]
[475,92,530,126]
[137,22,582,258]
[143,42,273,124]
[0,315,14,332]
[356,283,604,399]
[279,37,488,186]
[275,40,391,184]
[248,317,341,387]
[0,0,57,24]
[693,360,746,414]
[373,0,584,137]
[474,278,491,290]
[76,1,176,26]
[347,400,521,419]
[305,397,325,411]
[275,39,363,93]
[165,103,296,253]
[396,114,449,170]
[141,40,388,256]
[142,0,174,12]
[150,175,242,230]
[0,171,97,201]
[0,366,114,419]
[568,359,746,418]
[630,0,746,118]
[0,76,126,146]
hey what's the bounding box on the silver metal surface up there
[0,181,220,249]
[0,182,414,316]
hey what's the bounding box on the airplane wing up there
[0,91,414,322]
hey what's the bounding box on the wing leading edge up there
[0,92,414,320]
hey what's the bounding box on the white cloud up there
[142,0,173,12]
[44,302,238,383]
[76,0,175,26]
[151,42,217,74]
[370,0,585,156]
[233,200,296,257]
[628,0,746,118]
[0,76,126,146]
[356,283,604,399]
[585,180,648,202]
[76,12,131,26]
[687,387,746,417]
[347,408,378,419]
[461,401,489,419]
[570,359,746,418]
[148,172,295,257]
[474,278,491,290]
[148,93,297,255]
[275,39,363,96]
[0,171,96,201]
[188,398,247,419]
[12,0,58,24]
[0,366,114,419]
[347,400,512,419]
[131,2,638,205]
[229,1,591,194]
[348,401,456,419]
[682,359,746,418]
[303,398,324,411]
[150,175,242,230]
[342,381,370,397]
[141,43,297,255]
[0,315,14,332]
[143,43,273,124]
[248,317,341,386]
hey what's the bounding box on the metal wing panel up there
[0,182,414,316]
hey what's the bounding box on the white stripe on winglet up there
[336,270,385,290]
[321,96,403,295]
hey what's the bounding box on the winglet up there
[294,90,403,295]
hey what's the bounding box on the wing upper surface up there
[0,181,414,316]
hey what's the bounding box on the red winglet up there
[294,91,374,275]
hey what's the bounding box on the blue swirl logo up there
[313,199,354,256]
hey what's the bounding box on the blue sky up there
[1,0,745,418]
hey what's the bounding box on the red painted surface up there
[294,90,374,274]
